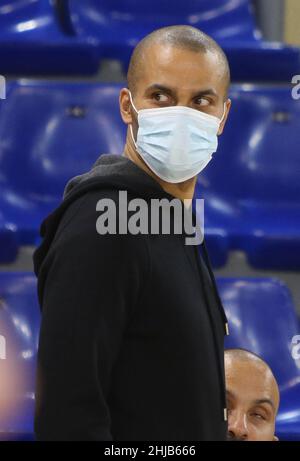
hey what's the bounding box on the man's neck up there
[123,140,197,205]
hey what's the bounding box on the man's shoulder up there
[53,187,148,253]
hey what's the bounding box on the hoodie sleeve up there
[34,191,150,441]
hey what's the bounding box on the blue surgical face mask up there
[129,91,226,183]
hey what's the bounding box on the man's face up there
[225,356,280,441]
[121,44,230,136]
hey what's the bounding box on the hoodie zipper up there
[193,239,229,424]
[200,239,230,337]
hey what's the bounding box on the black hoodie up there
[33,154,228,441]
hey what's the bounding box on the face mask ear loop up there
[128,89,139,115]
[127,90,139,151]
[129,124,138,151]
[219,102,227,125]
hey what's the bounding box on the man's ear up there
[119,88,133,125]
[218,98,231,136]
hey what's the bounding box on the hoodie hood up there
[62,153,167,201]
[33,153,176,277]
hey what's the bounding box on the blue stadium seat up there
[0,81,126,258]
[218,277,300,441]
[0,273,39,441]
[0,214,18,263]
[221,40,300,82]
[67,0,300,82]
[0,0,99,75]
[195,84,300,270]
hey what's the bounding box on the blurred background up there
[0,0,299,442]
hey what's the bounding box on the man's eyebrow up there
[192,88,218,98]
[253,398,275,411]
[145,84,175,95]
[144,84,218,98]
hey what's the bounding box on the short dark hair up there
[127,25,231,97]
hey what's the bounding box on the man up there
[34,25,231,440]
[225,349,280,441]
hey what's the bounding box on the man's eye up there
[195,97,210,107]
[153,93,169,102]
[252,413,265,421]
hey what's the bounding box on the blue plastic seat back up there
[0,273,39,438]
[197,85,300,204]
[218,278,300,389]
[218,277,300,438]
[0,0,60,38]
[0,1,101,76]
[68,0,258,43]
[0,81,125,201]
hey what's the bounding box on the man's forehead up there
[143,42,217,63]
[226,356,269,380]
[139,44,224,91]
[227,377,274,400]
[226,360,277,405]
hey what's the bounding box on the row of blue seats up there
[0,81,299,270]
[0,0,299,81]
[0,273,299,440]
